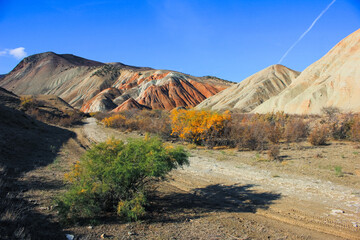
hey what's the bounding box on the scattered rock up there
[87,226,93,229]
[101,233,114,239]
[331,209,345,214]
[65,234,74,240]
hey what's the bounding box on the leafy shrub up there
[135,110,172,138]
[102,114,127,128]
[55,137,189,223]
[321,106,340,118]
[265,123,283,144]
[308,125,329,146]
[170,109,231,145]
[228,113,284,150]
[283,118,308,142]
[101,110,172,137]
[20,96,36,110]
[348,115,360,141]
[329,115,352,140]
[237,122,268,150]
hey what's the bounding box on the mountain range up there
[199,28,360,114]
[1,28,359,114]
[0,52,233,112]
[254,28,360,114]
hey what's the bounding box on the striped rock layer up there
[0,52,233,112]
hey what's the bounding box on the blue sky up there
[0,0,359,82]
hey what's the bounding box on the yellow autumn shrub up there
[170,109,231,144]
[101,114,126,128]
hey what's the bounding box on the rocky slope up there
[0,88,73,240]
[196,65,299,112]
[112,98,151,112]
[0,52,233,112]
[81,71,233,112]
[0,87,20,108]
[254,28,360,114]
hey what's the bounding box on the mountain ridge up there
[0,52,234,112]
[196,64,300,112]
[254,28,360,114]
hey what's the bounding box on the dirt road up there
[81,118,360,239]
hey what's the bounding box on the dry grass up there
[267,145,280,161]
[100,109,172,138]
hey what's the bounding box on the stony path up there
[82,118,360,239]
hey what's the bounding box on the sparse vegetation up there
[27,108,84,127]
[19,96,84,127]
[308,125,329,146]
[267,145,280,160]
[334,166,344,177]
[20,96,36,110]
[55,137,189,223]
[283,118,309,142]
[348,115,360,141]
[321,106,340,118]
[101,110,172,138]
[98,109,360,152]
[3,103,360,238]
[91,65,121,78]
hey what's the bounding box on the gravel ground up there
[77,118,360,239]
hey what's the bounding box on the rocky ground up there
[16,118,360,239]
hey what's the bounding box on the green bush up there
[55,137,189,223]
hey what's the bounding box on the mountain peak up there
[22,52,103,67]
[196,64,299,112]
[254,28,360,114]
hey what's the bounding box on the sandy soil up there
[18,118,360,239]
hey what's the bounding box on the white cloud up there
[9,47,27,59]
[0,47,28,59]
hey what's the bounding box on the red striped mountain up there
[112,98,151,112]
[0,52,234,112]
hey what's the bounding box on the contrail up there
[278,0,336,64]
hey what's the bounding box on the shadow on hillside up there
[148,184,281,223]
[0,104,74,239]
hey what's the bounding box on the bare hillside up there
[196,65,299,112]
[254,28,360,114]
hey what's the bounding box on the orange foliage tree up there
[170,109,231,145]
